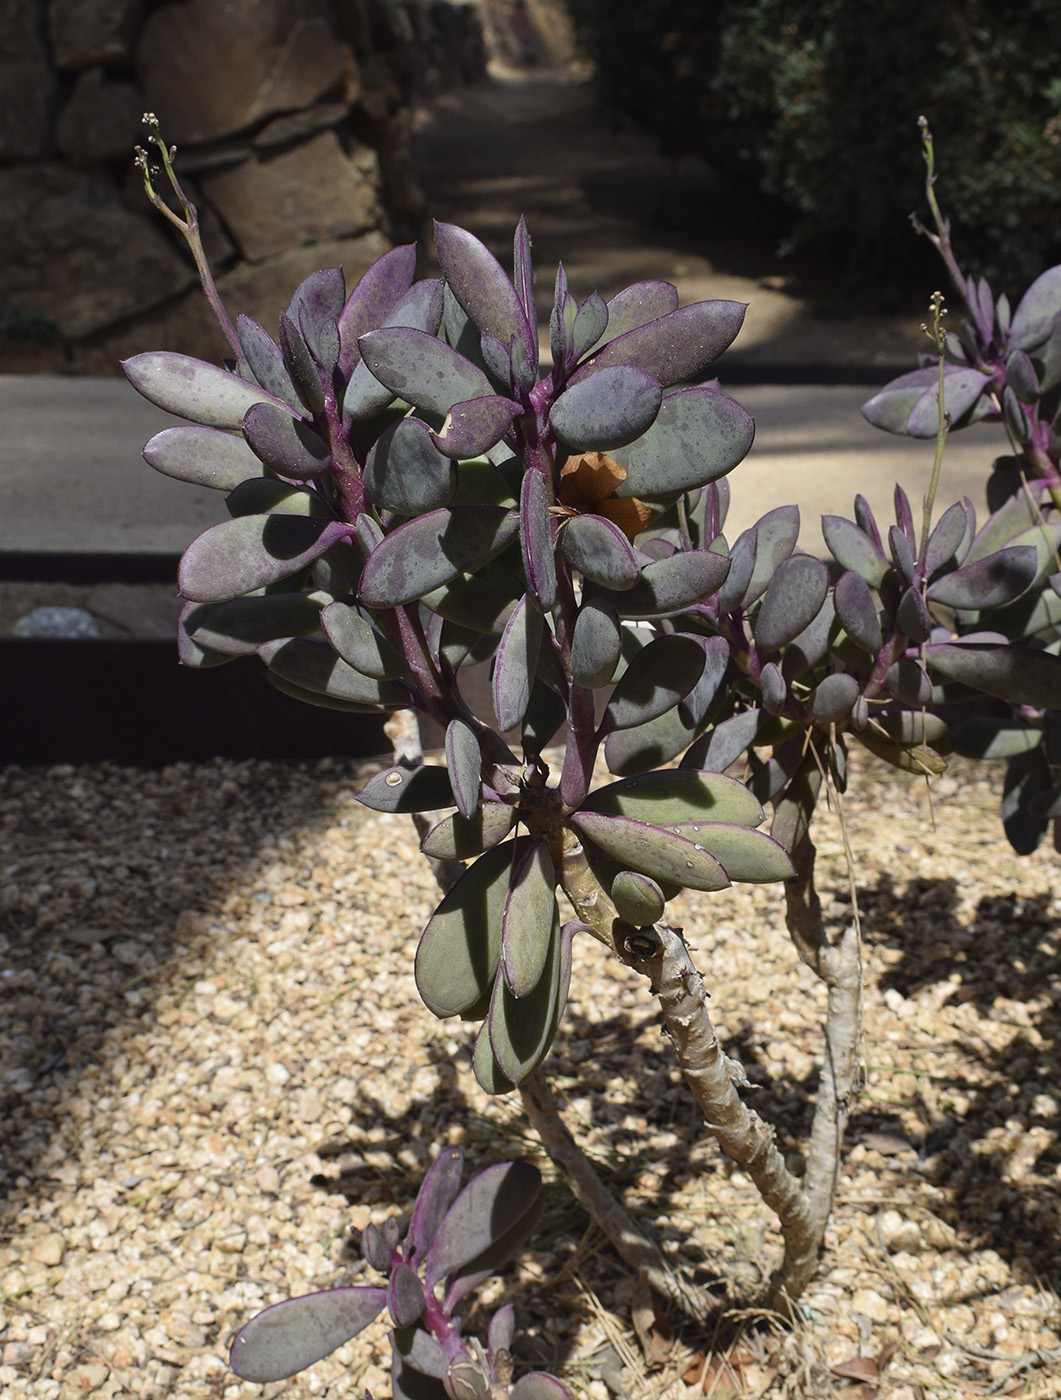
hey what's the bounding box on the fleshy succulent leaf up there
[584,766,764,828]
[569,300,747,388]
[262,638,407,708]
[549,366,662,451]
[926,545,1038,609]
[446,719,482,820]
[603,549,731,618]
[336,243,418,379]
[420,803,517,861]
[434,221,535,364]
[321,602,408,680]
[237,314,300,408]
[569,811,730,891]
[424,1160,542,1291]
[388,1264,426,1330]
[344,280,446,419]
[600,634,705,732]
[414,839,527,1018]
[821,514,889,586]
[365,416,457,515]
[925,641,1061,708]
[809,672,860,724]
[359,507,519,609]
[485,914,572,1090]
[501,840,558,996]
[571,291,608,360]
[681,709,761,773]
[833,571,882,654]
[143,425,263,491]
[357,326,496,417]
[560,514,641,590]
[430,394,522,460]
[242,402,331,479]
[753,554,830,656]
[610,385,754,497]
[520,468,558,612]
[409,1147,465,1263]
[610,869,666,924]
[1009,265,1061,351]
[571,595,622,687]
[123,351,291,429]
[185,594,325,656]
[666,821,795,882]
[178,516,353,602]
[492,594,544,731]
[600,281,679,345]
[229,1287,387,1383]
[358,764,456,814]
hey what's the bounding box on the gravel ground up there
[0,749,1059,1400]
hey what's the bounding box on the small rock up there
[878,1209,922,1254]
[265,1061,291,1086]
[70,1363,109,1394]
[31,1233,65,1266]
[16,606,102,639]
[49,0,142,69]
[850,1287,892,1324]
[216,1229,246,1254]
[255,1165,281,1194]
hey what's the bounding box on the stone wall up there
[0,0,485,373]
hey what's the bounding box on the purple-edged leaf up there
[897,584,931,643]
[926,546,1038,609]
[862,364,992,437]
[480,331,513,387]
[359,506,518,608]
[952,718,1043,760]
[358,326,495,417]
[550,262,572,372]
[874,712,949,746]
[414,839,527,1018]
[1009,265,1061,351]
[889,525,917,585]
[717,530,757,612]
[601,634,705,732]
[237,315,300,408]
[681,708,761,773]
[434,221,534,363]
[178,515,352,602]
[242,402,330,479]
[431,394,522,459]
[143,425,263,490]
[610,869,666,924]
[186,593,324,657]
[771,758,823,852]
[572,292,608,360]
[489,1304,515,1359]
[409,1147,465,1262]
[549,365,662,451]
[742,505,801,606]
[278,312,325,414]
[365,415,457,515]
[606,548,731,618]
[358,764,456,813]
[1006,348,1040,402]
[611,384,754,498]
[485,913,571,1092]
[262,637,407,708]
[510,1374,574,1400]
[344,280,447,419]
[361,1221,389,1271]
[392,1341,450,1400]
[600,281,679,345]
[513,216,535,329]
[521,469,557,611]
[446,719,482,819]
[229,1287,387,1383]
[337,243,417,379]
[501,840,557,996]
[925,641,1061,709]
[571,595,621,687]
[225,478,334,518]
[569,300,747,388]
[925,500,972,578]
[424,1158,542,1291]
[886,656,932,706]
[894,484,915,548]
[293,266,345,371]
[493,593,544,731]
[420,802,517,861]
[388,1263,425,1329]
[809,672,860,724]
[321,603,407,679]
[393,1325,449,1381]
[570,811,729,891]
[966,480,1053,562]
[753,554,829,656]
[474,1019,517,1095]
[761,660,786,714]
[821,514,889,586]
[582,766,763,828]
[666,821,794,882]
[560,514,640,589]
[123,351,290,429]
[834,571,882,654]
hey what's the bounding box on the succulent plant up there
[230,1148,571,1400]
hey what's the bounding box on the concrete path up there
[0,374,1009,559]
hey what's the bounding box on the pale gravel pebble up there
[0,752,1058,1398]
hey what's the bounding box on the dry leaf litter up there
[0,749,1058,1400]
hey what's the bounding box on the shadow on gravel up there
[0,757,374,1219]
[860,874,1061,1280]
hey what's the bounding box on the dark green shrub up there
[566,0,1061,301]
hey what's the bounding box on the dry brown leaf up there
[831,1354,880,1381]
[629,1277,672,1365]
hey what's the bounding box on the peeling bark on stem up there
[518,1069,708,1320]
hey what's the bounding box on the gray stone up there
[16,606,102,638]
[0,0,57,159]
[55,66,144,163]
[48,0,143,69]
[198,131,381,262]
[0,165,196,339]
[253,101,352,151]
[136,0,347,145]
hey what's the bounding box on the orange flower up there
[555,451,652,542]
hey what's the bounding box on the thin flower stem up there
[918,290,949,570]
[135,115,244,365]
